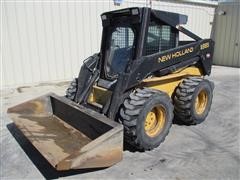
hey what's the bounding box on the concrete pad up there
[1,66,240,179]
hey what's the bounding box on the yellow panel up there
[88,85,112,106]
[141,67,203,97]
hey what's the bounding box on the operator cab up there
[100,7,188,83]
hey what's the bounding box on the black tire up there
[65,78,78,101]
[174,76,214,125]
[119,88,174,151]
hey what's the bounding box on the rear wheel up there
[174,76,214,125]
[119,88,173,151]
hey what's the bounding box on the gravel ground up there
[1,66,240,180]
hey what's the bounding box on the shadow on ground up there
[7,123,106,180]
[123,117,192,153]
[172,117,193,126]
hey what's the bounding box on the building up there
[2,0,237,88]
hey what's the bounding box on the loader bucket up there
[7,93,123,171]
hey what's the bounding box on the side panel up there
[141,67,202,97]
[126,39,214,90]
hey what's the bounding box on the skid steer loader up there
[8,7,214,171]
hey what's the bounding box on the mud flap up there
[7,93,123,170]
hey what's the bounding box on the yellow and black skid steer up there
[8,7,214,171]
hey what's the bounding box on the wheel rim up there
[144,106,166,137]
[195,89,208,115]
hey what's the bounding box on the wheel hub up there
[144,106,166,137]
[195,89,208,115]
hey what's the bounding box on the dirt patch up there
[16,86,32,93]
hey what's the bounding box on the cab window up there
[145,21,177,55]
[105,26,135,78]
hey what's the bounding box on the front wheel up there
[65,78,77,101]
[119,88,174,151]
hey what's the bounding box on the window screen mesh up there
[105,27,135,78]
[111,27,134,48]
[146,25,176,55]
